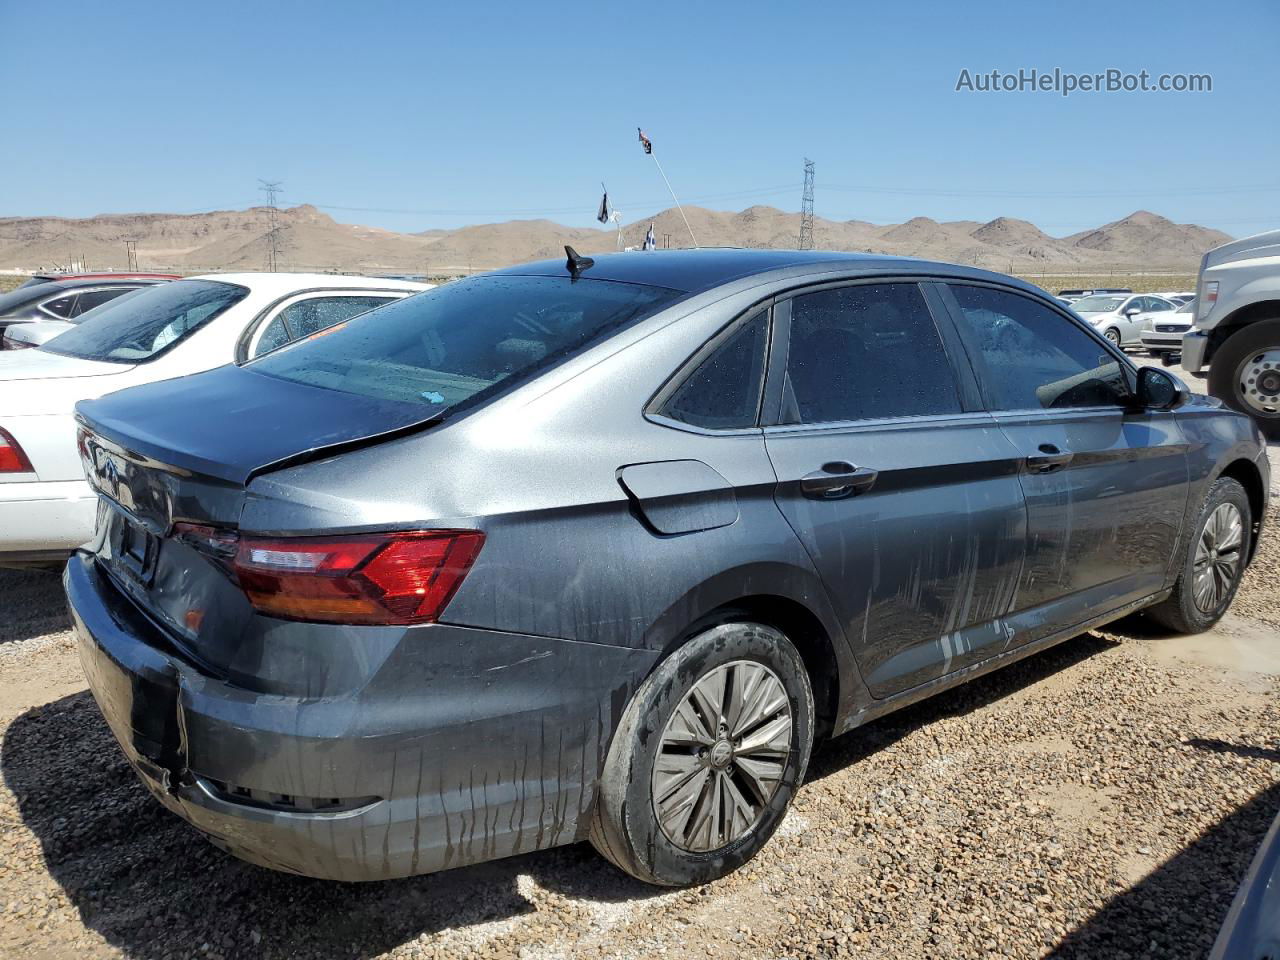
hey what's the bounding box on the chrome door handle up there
[1025,444,1074,474]
[800,461,878,500]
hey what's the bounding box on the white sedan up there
[0,273,430,567]
[1070,292,1179,348]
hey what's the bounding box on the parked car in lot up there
[0,273,430,568]
[1071,292,1178,347]
[0,273,178,342]
[67,248,1268,887]
[1211,808,1280,959]
[1180,229,1280,438]
[1140,297,1197,360]
[1056,287,1133,302]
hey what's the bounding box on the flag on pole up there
[597,186,609,224]
[637,128,653,154]
[643,222,656,250]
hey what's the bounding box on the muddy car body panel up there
[66,250,1270,881]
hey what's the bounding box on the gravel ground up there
[1,363,1276,960]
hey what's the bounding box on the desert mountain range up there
[0,204,1233,276]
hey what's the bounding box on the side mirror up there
[1136,366,1188,410]
[1123,306,1142,317]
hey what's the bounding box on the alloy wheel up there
[651,660,792,853]
[1235,349,1280,419]
[1104,328,1122,345]
[1193,502,1244,614]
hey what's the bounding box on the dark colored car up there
[1211,809,1280,959]
[67,249,1269,886]
[0,273,178,334]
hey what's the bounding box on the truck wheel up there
[1208,318,1280,439]
[1145,477,1251,634]
[589,622,814,886]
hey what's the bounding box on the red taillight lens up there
[232,530,485,625]
[0,428,32,474]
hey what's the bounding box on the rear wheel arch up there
[669,595,841,739]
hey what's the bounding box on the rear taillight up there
[0,428,32,473]
[231,530,485,625]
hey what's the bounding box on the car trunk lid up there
[76,364,442,680]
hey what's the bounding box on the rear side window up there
[660,311,768,429]
[72,287,135,316]
[948,284,1128,410]
[780,283,961,424]
[251,295,400,359]
[40,293,78,318]
[251,275,682,411]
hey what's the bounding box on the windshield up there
[43,280,248,363]
[250,274,682,411]
[1071,295,1126,313]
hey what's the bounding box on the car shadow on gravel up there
[0,568,71,644]
[1,692,668,960]
[1050,779,1280,958]
[807,631,1120,782]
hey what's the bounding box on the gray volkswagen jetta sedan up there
[66,249,1269,886]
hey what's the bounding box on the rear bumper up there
[66,553,658,881]
[0,479,95,559]
[1181,331,1210,373]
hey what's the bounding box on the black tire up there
[1207,319,1280,440]
[1145,477,1252,634]
[589,622,815,886]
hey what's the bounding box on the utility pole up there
[798,158,816,251]
[259,179,283,271]
[123,239,138,272]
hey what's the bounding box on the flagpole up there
[650,152,698,249]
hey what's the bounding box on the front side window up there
[780,283,962,424]
[251,275,682,411]
[948,285,1129,411]
[660,311,768,429]
[43,280,248,363]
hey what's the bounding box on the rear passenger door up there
[762,281,1027,699]
[940,283,1189,642]
[242,293,403,360]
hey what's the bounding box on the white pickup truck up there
[1181,229,1280,438]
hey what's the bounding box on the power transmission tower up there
[123,239,138,271]
[259,179,283,271]
[798,158,815,250]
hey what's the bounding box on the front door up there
[941,283,1190,643]
[763,281,1027,699]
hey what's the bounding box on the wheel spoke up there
[657,767,711,840]
[733,755,786,804]
[736,713,792,758]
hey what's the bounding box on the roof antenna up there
[565,245,594,277]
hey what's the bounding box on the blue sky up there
[2,0,1276,238]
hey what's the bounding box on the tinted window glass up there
[662,312,768,429]
[254,315,292,357]
[43,280,248,363]
[68,286,147,326]
[40,294,77,318]
[948,285,1129,410]
[72,287,135,316]
[0,282,62,313]
[782,283,961,424]
[252,275,681,410]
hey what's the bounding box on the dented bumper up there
[66,553,657,881]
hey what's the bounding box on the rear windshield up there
[43,280,248,363]
[250,275,682,410]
